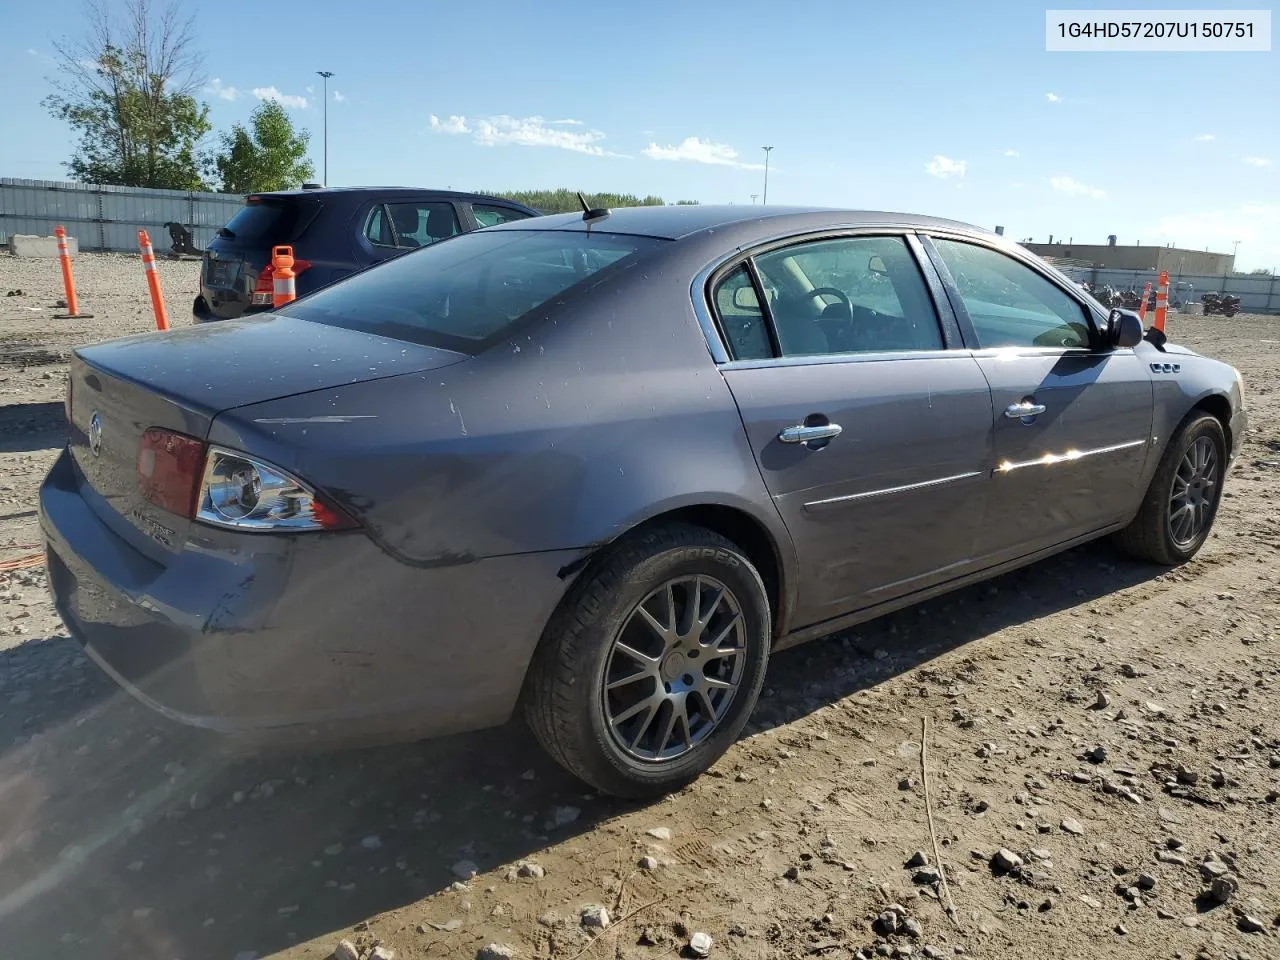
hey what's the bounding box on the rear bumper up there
[39,448,575,746]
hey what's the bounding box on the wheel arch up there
[1190,392,1233,451]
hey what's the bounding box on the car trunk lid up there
[68,315,466,558]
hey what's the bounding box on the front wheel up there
[523,524,771,799]
[1114,412,1227,565]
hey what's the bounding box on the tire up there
[523,523,771,799]
[1114,412,1227,565]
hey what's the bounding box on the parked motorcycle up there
[1201,292,1241,318]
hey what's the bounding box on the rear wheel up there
[1115,413,1226,565]
[524,524,770,799]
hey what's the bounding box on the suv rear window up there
[218,199,314,243]
[287,230,663,353]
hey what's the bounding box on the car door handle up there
[779,423,843,443]
[1004,401,1047,420]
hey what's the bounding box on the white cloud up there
[207,78,240,101]
[430,113,621,156]
[1243,156,1272,167]
[1045,92,1061,102]
[925,155,966,178]
[27,48,38,56]
[1194,133,1216,141]
[549,118,583,126]
[642,137,764,169]
[1147,203,1280,266]
[305,85,315,94]
[429,114,471,135]
[1002,149,1020,157]
[252,86,308,109]
[1050,175,1106,198]
[333,90,346,102]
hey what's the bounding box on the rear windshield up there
[286,229,664,353]
[218,199,309,243]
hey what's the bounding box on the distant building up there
[1023,236,1234,276]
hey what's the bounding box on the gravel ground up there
[2,253,1280,960]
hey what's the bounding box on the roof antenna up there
[577,190,611,223]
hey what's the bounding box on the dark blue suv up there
[194,186,540,322]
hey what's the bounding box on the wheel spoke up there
[704,676,735,691]
[614,641,660,668]
[613,693,659,728]
[657,700,685,754]
[704,613,742,651]
[695,583,725,635]
[607,669,652,691]
[694,688,718,723]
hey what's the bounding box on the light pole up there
[750,194,758,205]
[1232,239,1241,271]
[761,146,773,205]
[316,70,334,186]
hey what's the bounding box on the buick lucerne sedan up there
[40,206,1247,798]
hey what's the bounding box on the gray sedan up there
[39,206,1247,798]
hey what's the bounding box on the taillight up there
[251,258,312,305]
[196,447,356,532]
[137,428,206,517]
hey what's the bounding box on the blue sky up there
[1,0,1276,268]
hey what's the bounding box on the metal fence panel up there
[0,177,244,254]
[1050,262,1280,314]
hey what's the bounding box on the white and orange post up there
[271,245,297,307]
[53,225,92,318]
[138,229,170,331]
[1137,281,1152,323]
[1152,270,1169,334]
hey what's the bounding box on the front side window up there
[288,230,664,353]
[931,238,1092,349]
[751,235,944,356]
[472,203,534,228]
[385,201,461,248]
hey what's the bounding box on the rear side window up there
[219,199,311,243]
[386,202,460,248]
[288,230,664,353]
[472,203,534,227]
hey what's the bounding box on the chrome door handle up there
[1004,401,1046,420]
[779,423,843,443]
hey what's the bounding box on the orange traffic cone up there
[1152,271,1169,334]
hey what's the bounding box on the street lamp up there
[750,194,758,205]
[761,146,773,205]
[316,70,334,186]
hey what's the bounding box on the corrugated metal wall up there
[1053,262,1280,314]
[0,178,245,253]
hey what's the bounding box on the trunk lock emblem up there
[88,411,103,456]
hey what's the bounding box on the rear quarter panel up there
[208,241,797,601]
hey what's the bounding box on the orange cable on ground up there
[0,553,44,572]
[138,230,170,331]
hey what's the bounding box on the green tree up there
[215,100,315,194]
[484,189,691,213]
[44,0,212,189]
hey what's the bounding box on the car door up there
[922,234,1154,563]
[713,232,997,629]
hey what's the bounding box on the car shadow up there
[0,540,1163,959]
[0,401,67,453]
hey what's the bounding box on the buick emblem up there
[88,411,103,457]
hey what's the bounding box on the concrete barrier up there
[8,234,79,258]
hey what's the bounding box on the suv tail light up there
[252,258,313,305]
[136,431,355,532]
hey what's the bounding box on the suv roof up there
[249,186,532,205]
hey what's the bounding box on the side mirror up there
[732,285,759,310]
[1107,308,1144,348]
[867,255,889,277]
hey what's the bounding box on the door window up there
[751,236,944,356]
[364,205,394,247]
[931,239,1092,349]
[383,201,461,249]
[472,203,534,227]
[711,266,773,360]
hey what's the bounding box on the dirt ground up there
[2,252,1280,960]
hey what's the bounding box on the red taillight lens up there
[137,428,207,517]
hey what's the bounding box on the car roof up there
[491,204,990,241]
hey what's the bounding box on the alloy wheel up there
[1169,435,1218,547]
[601,575,747,762]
